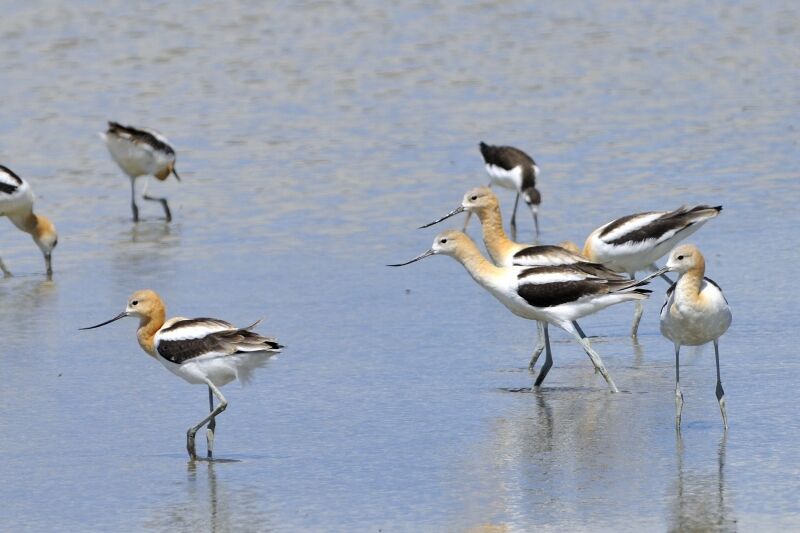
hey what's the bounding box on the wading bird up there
[389,230,652,391]
[421,187,625,372]
[652,245,731,429]
[101,121,181,222]
[81,289,283,459]
[463,142,540,240]
[583,205,722,337]
[0,165,57,278]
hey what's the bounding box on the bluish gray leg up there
[630,273,644,337]
[714,340,728,430]
[534,323,552,387]
[528,321,546,371]
[675,343,684,430]
[565,321,619,392]
[206,386,216,458]
[130,179,139,222]
[510,192,520,241]
[187,380,227,460]
[0,257,11,277]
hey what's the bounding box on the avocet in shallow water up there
[583,204,722,336]
[651,244,731,430]
[462,142,541,240]
[390,230,653,392]
[0,165,57,278]
[420,186,625,373]
[81,289,283,459]
[100,121,181,222]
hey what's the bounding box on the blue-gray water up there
[1,1,799,531]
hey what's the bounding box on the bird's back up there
[102,122,175,178]
[154,317,283,386]
[0,165,34,217]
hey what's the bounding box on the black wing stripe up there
[518,280,605,308]
[107,121,175,155]
[158,328,282,364]
[0,164,23,194]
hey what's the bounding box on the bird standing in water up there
[81,289,283,459]
[653,245,731,430]
[101,121,181,222]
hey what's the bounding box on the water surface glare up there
[1,1,799,530]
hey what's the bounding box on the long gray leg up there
[510,192,520,241]
[534,323,552,388]
[571,321,598,373]
[0,257,11,277]
[206,386,217,459]
[563,321,619,392]
[528,321,546,371]
[714,340,728,430]
[648,263,674,285]
[130,179,139,222]
[142,178,172,222]
[630,273,644,337]
[187,380,227,460]
[675,343,684,430]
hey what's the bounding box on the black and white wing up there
[512,244,625,279]
[515,266,649,308]
[597,205,722,250]
[155,317,283,365]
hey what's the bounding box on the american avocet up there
[463,142,540,240]
[420,187,626,372]
[652,245,731,429]
[81,290,283,459]
[389,230,653,392]
[0,165,58,278]
[583,205,722,337]
[101,121,181,222]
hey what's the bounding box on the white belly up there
[486,164,523,191]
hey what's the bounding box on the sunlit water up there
[1,1,799,531]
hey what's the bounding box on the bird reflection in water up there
[670,432,736,531]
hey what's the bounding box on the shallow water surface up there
[1,1,799,531]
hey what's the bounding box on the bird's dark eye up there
[677,255,684,260]
[470,195,478,201]
[131,300,139,306]
[440,238,448,244]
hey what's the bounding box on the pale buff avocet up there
[420,186,626,373]
[0,165,58,278]
[100,122,181,222]
[389,230,654,392]
[81,289,283,459]
[583,205,722,337]
[649,245,731,430]
[462,142,541,240]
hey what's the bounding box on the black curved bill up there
[419,206,465,229]
[172,168,181,181]
[387,249,435,267]
[638,266,670,284]
[80,311,129,330]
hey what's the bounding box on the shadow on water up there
[668,432,737,532]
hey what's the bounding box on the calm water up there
[1,1,799,531]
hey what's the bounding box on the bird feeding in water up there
[582,204,722,337]
[463,142,541,240]
[81,289,283,459]
[420,186,626,373]
[389,230,653,392]
[0,165,58,278]
[100,121,181,222]
[649,244,731,430]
